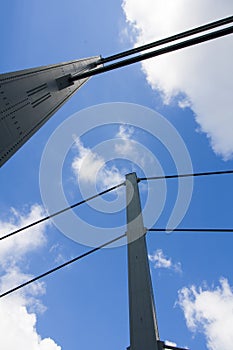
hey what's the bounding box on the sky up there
[0,1,233,350]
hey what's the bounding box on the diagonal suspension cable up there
[0,182,125,242]
[2,224,232,298]
[138,169,233,181]
[1,170,233,242]
[71,24,233,81]
[100,15,233,64]
[0,233,126,298]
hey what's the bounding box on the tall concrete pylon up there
[126,172,160,350]
[0,56,101,167]
[125,172,189,350]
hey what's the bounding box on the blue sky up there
[0,1,233,349]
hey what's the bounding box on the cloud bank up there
[122,0,233,159]
[178,278,233,350]
[0,206,61,350]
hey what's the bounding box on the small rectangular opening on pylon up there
[56,74,74,90]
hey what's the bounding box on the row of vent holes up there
[0,98,29,115]
[0,130,23,160]
[1,102,31,121]
[1,120,37,160]
[0,87,21,160]
[0,82,77,161]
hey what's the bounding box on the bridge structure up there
[1,16,232,348]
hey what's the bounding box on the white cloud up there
[0,206,61,350]
[178,278,233,350]
[115,124,139,159]
[0,287,61,350]
[116,124,134,140]
[0,204,47,268]
[100,165,125,190]
[72,138,106,185]
[72,124,156,192]
[72,137,125,190]
[148,249,182,273]
[122,0,233,159]
[49,244,67,265]
[71,125,139,191]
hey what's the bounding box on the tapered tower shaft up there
[126,172,159,350]
[0,56,101,167]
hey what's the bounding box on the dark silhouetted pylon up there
[0,56,101,167]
